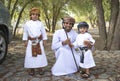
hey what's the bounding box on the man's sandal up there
[81,73,90,78]
[79,70,85,74]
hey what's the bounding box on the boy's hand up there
[38,35,42,40]
[84,40,92,49]
[24,41,28,47]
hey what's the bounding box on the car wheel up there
[0,31,7,64]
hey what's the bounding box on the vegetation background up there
[1,0,120,50]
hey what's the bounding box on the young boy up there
[22,7,48,76]
[70,21,96,78]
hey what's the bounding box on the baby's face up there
[79,27,88,34]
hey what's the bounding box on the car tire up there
[0,31,8,64]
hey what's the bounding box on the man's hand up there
[69,43,74,48]
[62,38,71,45]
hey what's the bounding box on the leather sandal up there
[81,73,90,78]
[79,70,85,74]
[39,68,44,75]
[29,69,35,76]
[39,70,45,75]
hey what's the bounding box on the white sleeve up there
[88,34,95,45]
[41,23,47,40]
[73,36,79,48]
[51,31,63,50]
[22,24,28,40]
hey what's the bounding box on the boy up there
[22,7,48,76]
[71,22,96,78]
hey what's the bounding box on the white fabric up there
[73,32,96,68]
[51,29,80,76]
[22,20,48,68]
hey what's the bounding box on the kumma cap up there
[77,21,89,29]
[63,16,75,24]
[29,7,40,16]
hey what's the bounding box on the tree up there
[3,0,34,37]
[13,0,34,37]
[10,0,18,20]
[38,0,70,32]
[68,0,98,28]
[93,0,120,50]
[40,0,52,32]
[51,0,70,32]
[93,0,107,50]
[110,1,120,50]
[0,0,4,4]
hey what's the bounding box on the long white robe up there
[51,29,80,76]
[22,20,48,68]
[73,32,96,69]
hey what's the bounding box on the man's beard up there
[63,26,72,32]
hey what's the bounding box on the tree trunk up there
[93,0,107,50]
[0,0,4,4]
[107,0,119,50]
[45,19,51,32]
[13,1,33,37]
[10,0,18,20]
[52,3,59,33]
[111,9,120,50]
[7,0,12,10]
[51,0,69,33]
[88,16,96,28]
[41,0,54,32]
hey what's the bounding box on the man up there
[51,16,80,76]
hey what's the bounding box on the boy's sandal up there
[29,69,35,76]
[81,73,90,78]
